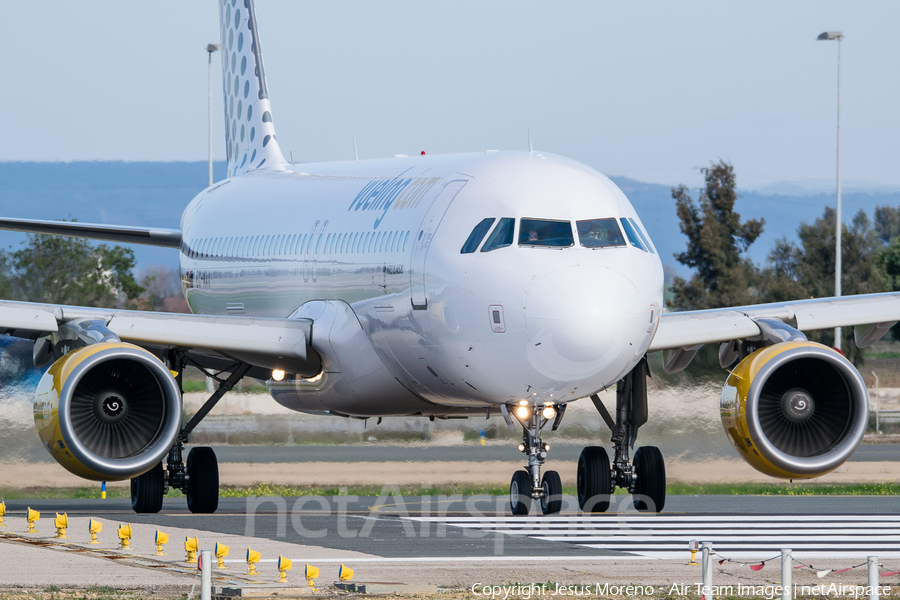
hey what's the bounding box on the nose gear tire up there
[632,445,665,512]
[540,470,562,515]
[509,470,533,515]
[186,447,219,514]
[130,461,164,514]
[577,446,611,512]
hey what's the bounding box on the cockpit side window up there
[576,218,626,248]
[619,218,647,251]
[628,218,655,254]
[518,219,574,247]
[460,218,496,254]
[481,218,515,252]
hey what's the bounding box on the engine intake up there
[720,341,868,479]
[34,342,182,481]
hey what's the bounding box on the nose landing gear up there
[503,402,564,515]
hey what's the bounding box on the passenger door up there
[409,180,467,309]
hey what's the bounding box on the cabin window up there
[619,218,647,251]
[351,232,359,253]
[518,219,574,247]
[250,236,259,256]
[482,218,515,252]
[403,230,410,252]
[576,218,625,248]
[461,218,495,254]
[364,232,372,252]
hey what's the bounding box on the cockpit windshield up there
[482,218,515,252]
[460,218,495,254]
[518,219,574,247]
[576,218,625,248]
[619,218,647,252]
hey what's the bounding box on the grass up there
[4,481,900,500]
[181,380,268,394]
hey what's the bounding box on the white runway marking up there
[406,514,900,559]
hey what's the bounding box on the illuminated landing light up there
[517,444,526,452]
[271,369,285,381]
[515,405,530,419]
[542,406,557,420]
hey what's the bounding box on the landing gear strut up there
[503,402,565,515]
[579,356,666,513]
[130,354,251,514]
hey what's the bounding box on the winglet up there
[218,0,288,177]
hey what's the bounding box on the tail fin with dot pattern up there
[218,0,287,178]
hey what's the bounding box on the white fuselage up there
[179,150,664,416]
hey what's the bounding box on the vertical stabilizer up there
[218,0,287,177]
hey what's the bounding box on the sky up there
[1,1,898,191]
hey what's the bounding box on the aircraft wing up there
[0,300,318,379]
[0,217,182,248]
[650,291,900,352]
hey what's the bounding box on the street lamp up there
[817,30,843,351]
[206,43,221,187]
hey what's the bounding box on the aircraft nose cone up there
[525,266,640,380]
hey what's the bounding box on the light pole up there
[206,43,221,187]
[817,30,843,351]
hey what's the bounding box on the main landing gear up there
[131,354,251,514]
[504,356,666,515]
[581,356,666,513]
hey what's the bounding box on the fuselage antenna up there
[353,137,359,162]
[528,127,533,153]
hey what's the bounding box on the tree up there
[874,205,900,245]
[670,160,764,310]
[759,207,889,364]
[1,231,142,308]
[757,237,808,303]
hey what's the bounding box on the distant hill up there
[1,162,899,277]
[0,161,225,270]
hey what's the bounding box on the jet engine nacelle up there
[33,342,182,481]
[720,341,868,479]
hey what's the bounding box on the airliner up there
[0,0,896,515]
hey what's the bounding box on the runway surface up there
[7,495,900,560]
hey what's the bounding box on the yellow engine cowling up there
[33,342,182,481]
[721,341,868,479]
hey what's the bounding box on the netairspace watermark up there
[471,582,894,599]
[241,484,655,556]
